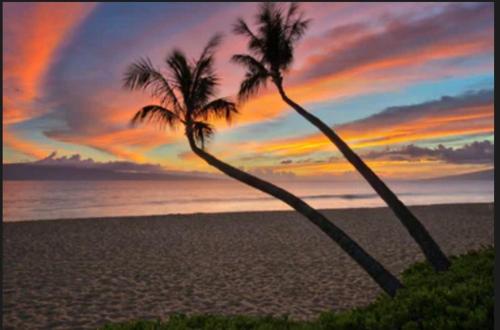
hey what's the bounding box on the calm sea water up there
[3,179,493,222]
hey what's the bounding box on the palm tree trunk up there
[187,134,402,297]
[275,83,450,272]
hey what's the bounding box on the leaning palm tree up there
[231,3,450,272]
[124,34,402,296]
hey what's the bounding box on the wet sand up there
[2,203,494,329]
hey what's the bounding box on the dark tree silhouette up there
[124,34,402,296]
[231,3,450,272]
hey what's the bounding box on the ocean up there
[3,179,493,222]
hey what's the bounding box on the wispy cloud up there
[3,2,96,124]
[231,3,493,126]
[3,2,97,160]
[3,131,49,159]
[250,89,493,157]
[43,126,176,163]
[2,2,494,180]
[292,3,493,84]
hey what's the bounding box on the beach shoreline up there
[3,201,494,224]
[3,203,494,329]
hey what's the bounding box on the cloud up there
[3,131,49,159]
[29,3,244,162]
[5,150,231,181]
[33,151,166,173]
[31,151,298,181]
[364,140,494,164]
[338,89,493,138]
[43,110,183,162]
[293,3,493,84]
[229,3,493,128]
[264,145,493,179]
[3,3,97,160]
[3,3,494,167]
[3,2,96,124]
[252,89,493,157]
[24,150,225,178]
[247,168,296,181]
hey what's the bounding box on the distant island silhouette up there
[4,161,492,182]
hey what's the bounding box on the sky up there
[3,2,494,179]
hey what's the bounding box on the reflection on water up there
[3,179,493,221]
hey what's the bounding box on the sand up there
[2,203,494,329]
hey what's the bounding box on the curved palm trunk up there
[275,83,450,272]
[187,134,402,297]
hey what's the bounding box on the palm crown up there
[231,2,310,101]
[124,34,238,149]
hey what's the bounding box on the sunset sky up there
[3,2,494,179]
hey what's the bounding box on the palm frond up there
[233,18,265,56]
[191,34,222,110]
[191,57,216,100]
[166,50,192,108]
[123,57,155,90]
[192,75,218,111]
[231,54,269,76]
[238,71,268,102]
[126,35,237,146]
[285,14,311,43]
[197,98,238,124]
[192,34,222,90]
[130,105,180,131]
[190,121,215,149]
[198,33,223,63]
[284,2,299,27]
[123,58,180,112]
[233,18,257,41]
[257,2,277,28]
[233,2,310,78]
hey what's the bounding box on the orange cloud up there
[3,2,96,123]
[216,91,494,172]
[3,131,48,159]
[3,2,493,170]
[232,34,492,127]
[253,107,493,158]
[44,126,178,163]
[226,4,492,128]
[3,3,96,159]
[277,158,492,179]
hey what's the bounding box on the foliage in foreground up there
[100,246,494,330]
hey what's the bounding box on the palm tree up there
[231,3,450,272]
[124,34,402,296]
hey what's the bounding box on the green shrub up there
[100,246,494,330]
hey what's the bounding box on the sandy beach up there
[2,203,494,329]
